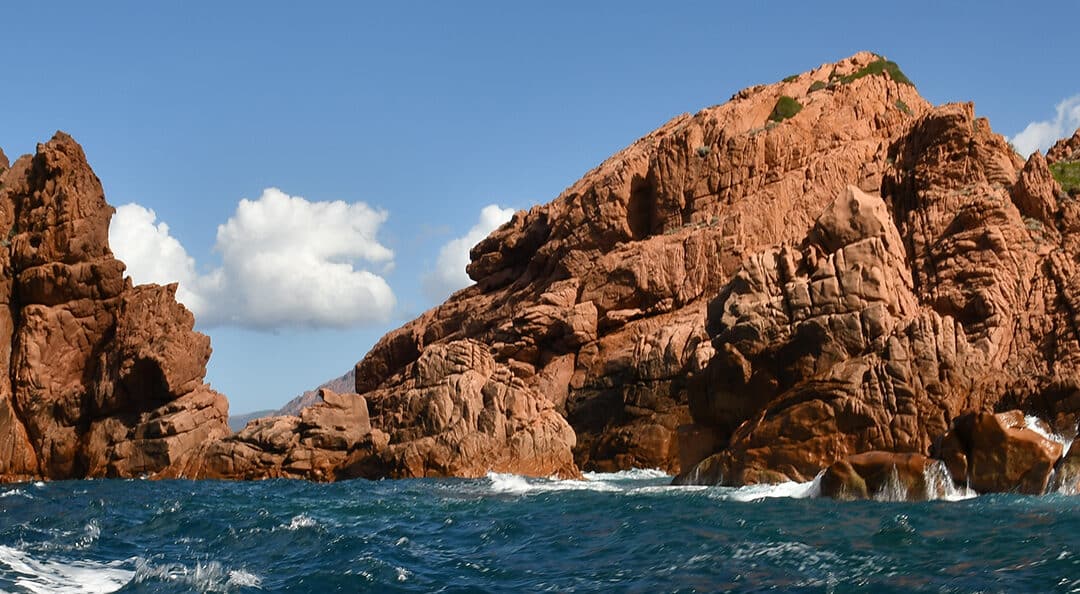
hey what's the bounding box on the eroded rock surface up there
[676,101,1080,493]
[0,133,229,481]
[346,51,928,474]
[1048,129,1080,164]
[193,340,578,480]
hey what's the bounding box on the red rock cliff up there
[349,51,929,474]
[0,133,229,481]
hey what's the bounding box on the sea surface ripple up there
[0,470,1078,592]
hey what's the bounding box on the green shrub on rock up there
[768,96,803,123]
[1050,161,1080,194]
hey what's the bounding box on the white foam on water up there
[283,514,318,530]
[0,545,134,594]
[730,540,890,585]
[225,569,262,588]
[486,472,532,494]
[486,472,621,494]
[0,489,32,499]
[582,468,670,481]
[73,521,101,550]
[486,467,674,494]
[131,558,262,591]
[709,478,820,502]
[489,463,982,502]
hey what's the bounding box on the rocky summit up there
[4,52,1080,497]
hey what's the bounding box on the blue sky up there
[1,1,1077,414]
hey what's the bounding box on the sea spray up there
[1024,415,1075,455]
[923,460,976,501]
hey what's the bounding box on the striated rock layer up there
[0,133,230,481]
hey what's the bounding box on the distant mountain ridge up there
[277,368,356,416]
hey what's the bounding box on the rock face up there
[675,99,1080,492]
[345,51,929,474]
[0,133,230,481]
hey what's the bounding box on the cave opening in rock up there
[123,358,172,411]
[627,174,657,240]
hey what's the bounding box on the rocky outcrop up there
[193,340,578,480]
[1048,129,1080,164]
[0,133,230,481]
[193,388,376,480]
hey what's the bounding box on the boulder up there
[936,411,1063,495]
[819,451,939,500]
[1054,439,1080,494]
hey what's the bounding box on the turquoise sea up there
[0,470,1077,593]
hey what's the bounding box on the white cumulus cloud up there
[1011,94,1080,156]
[422,204,515,302]
[109,188,396,330]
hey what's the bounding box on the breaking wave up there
[0,546,263,594]
[0,545,133,594]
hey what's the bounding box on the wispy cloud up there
[110,188,396,330]
[1011,94,1080,156]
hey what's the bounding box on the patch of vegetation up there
[768,96,803,123]
[895,99,912,115]
[809,80,827,92]
[696,145,710,158]
[1050,161,1080,194]
[782,74,799,83]
[829,58,915,87]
